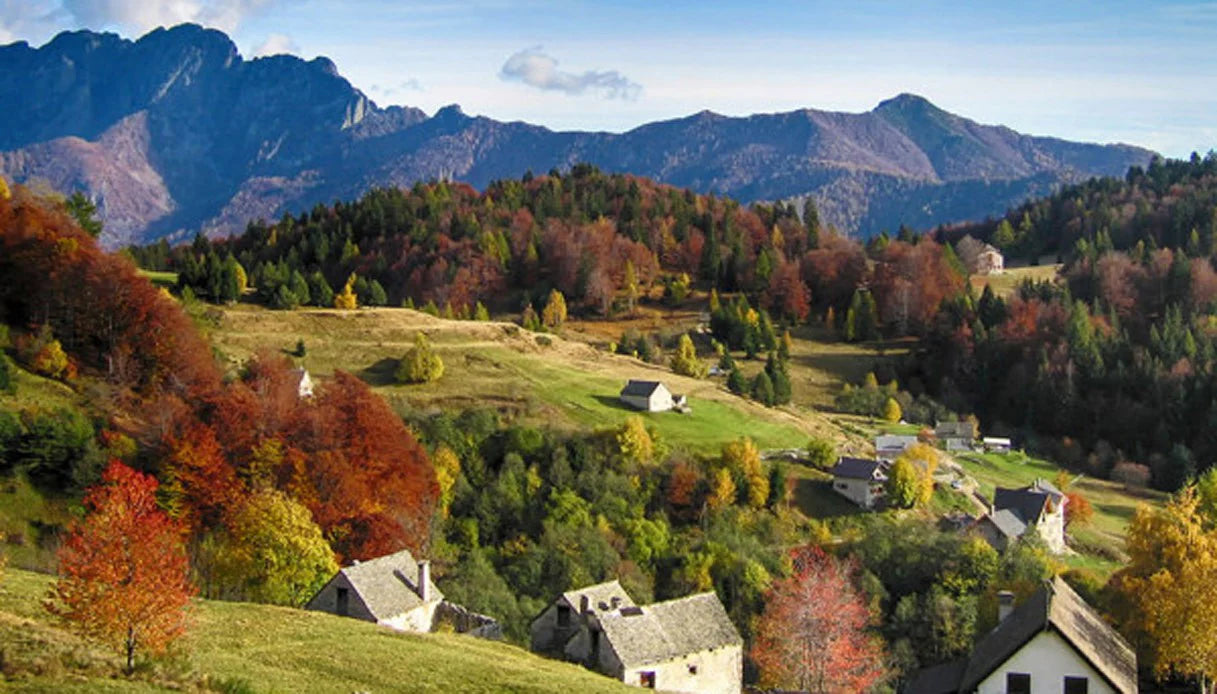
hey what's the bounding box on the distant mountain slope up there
[0,24,1155,247]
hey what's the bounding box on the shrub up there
[396,333,445,384]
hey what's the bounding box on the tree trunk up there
[125,626,135,674]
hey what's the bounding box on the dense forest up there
[941,151,1217,263]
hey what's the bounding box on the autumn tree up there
[334,273,358,309]
[200,489,337,606]
[1064,492,1094,528]
[707,466,737,511]
[885,458,922,509]
[752,546,887,692]
[882,397,902,423]
[47,461,195,673]
[617,415,655,466]
[722,437,768,508]
[623,259,640,313]
[1110,488,1217,690]
[397,332,444,384]
[670,333,708,378]
[541,289,568,329]
[432,445,462,518]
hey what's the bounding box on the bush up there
[396,333,445,384]
[806,437,837,469]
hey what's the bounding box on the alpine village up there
[0,8,1215,694]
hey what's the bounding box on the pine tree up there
[751,371,776,406]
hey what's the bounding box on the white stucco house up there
[292,368,314,398]
[973,479,1069,554]
[829,456,889,509]
[531,580,742,694]
[906,577,1137,694]
[982,437,1012,453]
[620,380,684,412]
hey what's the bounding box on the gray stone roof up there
[620,380,665,397]
[935,421,974,439]
[337,549,442,620]
[831,457,888,480]
[599,592,742,668]
[984,508,1029,539]
[993,479,1062,526]
[561,580,636,614]
[905,658,967,694]
[957,577,1136,693]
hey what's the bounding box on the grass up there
[969,264,1062,298]
[206,305,829,454]
[1,360,81,412]
[0,567,634,693]
[136,270,178,289]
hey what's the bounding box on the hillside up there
[0,567,633,693]
[0,25,1154,247]
[204,304,840,452]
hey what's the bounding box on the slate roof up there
[620,380,665,398]
[983,508,1028,539]
[332,549,442,621]
[830,457,888,480]
[875,434,918,451]
[598,593,742,668]
[958,577,1137,693]
[935,421,974,439]
[905,658,967,694]
[993,478,1063,525]
[560,580,636,614]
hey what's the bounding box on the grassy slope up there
[0,568,632,694]
[969,263,1062,298]
[206,304,834,453]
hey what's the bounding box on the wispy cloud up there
[370,78,425,98]
[252,31,296,57]
[0,0,65,43]
[59,0,275,35]
[499,47,641,100]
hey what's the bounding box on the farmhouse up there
[956,235,1005,275]
[829,457,889,509]
[906,577,1136,694]
[306,549,441,632]
[973,479,1068,554]
[875,434,919,462]
[531,581,742,693]
[935,420,976,451]
[620,380,686,412]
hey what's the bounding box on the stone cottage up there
[531,580,742,693]
[305,548,442,632]
[973,479,1069,554]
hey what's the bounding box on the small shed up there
[620,380,676,412]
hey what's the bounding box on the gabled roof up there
[958,577,1136,693]
[935,421,974,439]
[905,658,967,694]
[560,580,636,615]
[599,593,742,668]
[993,479,1063,525]
[620,380,665,397]
[830,457,888,481]
[329,549,442,620]
[875,434,918,450]
[981,508,1028,539]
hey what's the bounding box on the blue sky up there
[3,0,1215,157]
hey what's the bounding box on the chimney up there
[581,595,591,614]
[611,597,622,610]
[417,560,431,602]
[998,591,1015,622]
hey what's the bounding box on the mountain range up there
[0,24,1156,249]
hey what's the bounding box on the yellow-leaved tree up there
[886,443,937,508]
[616,415,654,466]
[1110,488,1217,690]
[333,273,358,310]
[396,332,444,384]
[541,289,567,329]
[670,333,708,378]
[432,445,461,518]
[722,437,768,508]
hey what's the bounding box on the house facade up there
[306,549,442,632]
[907,578,1137,694]
[620,380,677,412]
[935,421,975,451]
[531,581,742,694]
[956,235,1005,275]
[830,457,889,509]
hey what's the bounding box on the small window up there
[1064,676,1088,694]
[556,605,571,628]
[335,587,349,617]
[640,671,656,688]
[1007,673,1031,694]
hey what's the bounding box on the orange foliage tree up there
[46,461,195,673]
[752,545,887,693]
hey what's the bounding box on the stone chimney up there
[611,596,622,610]
[417,560,431,602]
[998,590,1015,622]
[580,595,591,614]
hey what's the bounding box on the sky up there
[2,0,1215,158]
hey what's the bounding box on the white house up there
[292,368,314,398]
[531,581,742,694]
[620,380,681,412]
[906,577,1137,694]
[306,549,441,632]
[973,479,1069,554]
[875,434,919,462]
[982,437,1012,453]
[829,457,889,509]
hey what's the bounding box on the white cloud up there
[499,47,641,100]
[253,32,297,57]
[59,0,275,35]
[0,0,65,44]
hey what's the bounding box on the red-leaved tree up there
[46,461,195,673]
[752,546,887,693]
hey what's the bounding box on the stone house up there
[935,420,976,451]
[531,581,742,693]
[973,479,1069,554]
[875,434,919,462]
[906,577,1136,693]
[956,235,1005,275]
[620,380,684,412]
[829,457,889,509]
[306,549,442,632]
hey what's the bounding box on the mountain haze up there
[0,24,1155,248]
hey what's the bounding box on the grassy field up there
[969,263,1062,298]
[206,305,838,453]
[0,567,633,693]
[136,270,179,289]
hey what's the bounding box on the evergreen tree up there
[751,371,776,406]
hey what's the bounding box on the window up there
[1006,673,1031,694]
[556,605,571,628]
[335,587,349,616]
[640,671,656,688]
[687,664,698,675]
[1064,676,1089,694]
